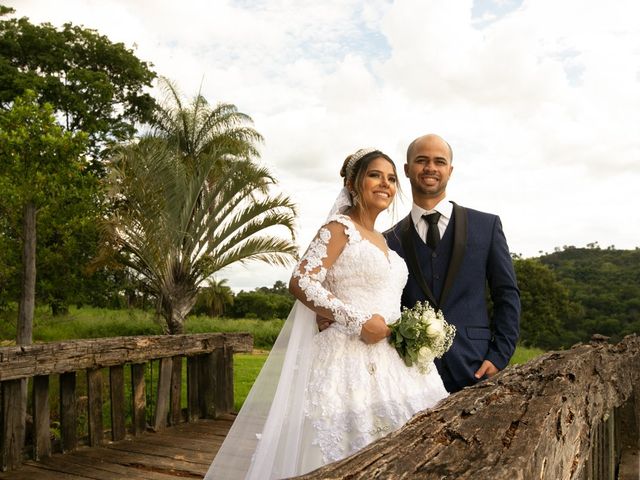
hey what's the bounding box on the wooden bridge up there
[0,333,638,479]
[0,333,250,479]
[0,415,234,479]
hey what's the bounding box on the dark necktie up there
[424,212,441,250]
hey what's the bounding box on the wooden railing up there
[0,333,252,472]
[297,335,640,479]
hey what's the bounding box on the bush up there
[229,290,293,320]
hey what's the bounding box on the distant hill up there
[537,246,640,346]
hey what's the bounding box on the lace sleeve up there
[291,222,370,336]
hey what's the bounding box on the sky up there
[5,0,640,291]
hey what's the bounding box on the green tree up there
[0,91,87,344]
[540,246,640,344]
[102,90,298,333]
[258,280,291,296]
[0,6,156,165]
[228,281,295,320]
[0,5,158,313]
[230,291,289,320]
[0,208,18,310]
[35,188,103,314]
[513,257,583,349]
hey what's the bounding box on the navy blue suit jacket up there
[384,203,520,392]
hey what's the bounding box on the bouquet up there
[388,301,456,374]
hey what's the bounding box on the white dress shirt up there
[410,198,453,244]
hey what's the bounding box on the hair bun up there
[340,155,353,179]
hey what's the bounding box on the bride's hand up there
[360,314,391,344]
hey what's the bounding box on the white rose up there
[426,317,445,337]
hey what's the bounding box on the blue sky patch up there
[472,0,524,28]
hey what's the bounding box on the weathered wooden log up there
[616,394,640,479]
[0,333,252,381]
[153,357,174,431]
[198,352,217,419]
[58,372,77,452]
[295,335,640,480]
[130,363,147,436]
[32,375,50,460]
[170,356,183,425]
[109,365,126,441]
[1,380,26,471]
[86,368,104,447]
[214,345,235,416]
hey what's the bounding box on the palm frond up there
[199,236,299,278]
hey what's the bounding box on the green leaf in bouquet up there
[391,334,403,349]
[399,324,417,339]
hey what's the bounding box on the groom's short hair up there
[406,135,453,164]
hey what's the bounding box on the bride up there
[205,148,448,479]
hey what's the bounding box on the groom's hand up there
[316,315,334,331]
[360,314,391,344]
[474,360,498,379]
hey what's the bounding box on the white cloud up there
[5,0,640,291]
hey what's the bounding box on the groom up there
[384,133,521,393]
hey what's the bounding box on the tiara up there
[345,147,378,179]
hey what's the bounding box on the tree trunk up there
[161,292,197,334]
[17,201,36,346]
[7,201,36,470]
[166,308,185,335]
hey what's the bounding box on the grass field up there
[234,353,269,411]
[509,345,545,365]
[0,306,284,349]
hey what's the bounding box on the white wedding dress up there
[205,214,448,479]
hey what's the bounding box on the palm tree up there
[102,85,297,334]
[152,77,263,161]
[198,278,234,318]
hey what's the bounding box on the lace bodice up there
[292,214,408,334]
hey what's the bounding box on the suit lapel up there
[399,215,438,307]
[439,202,467,307]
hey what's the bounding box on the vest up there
[403,215,455,309]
